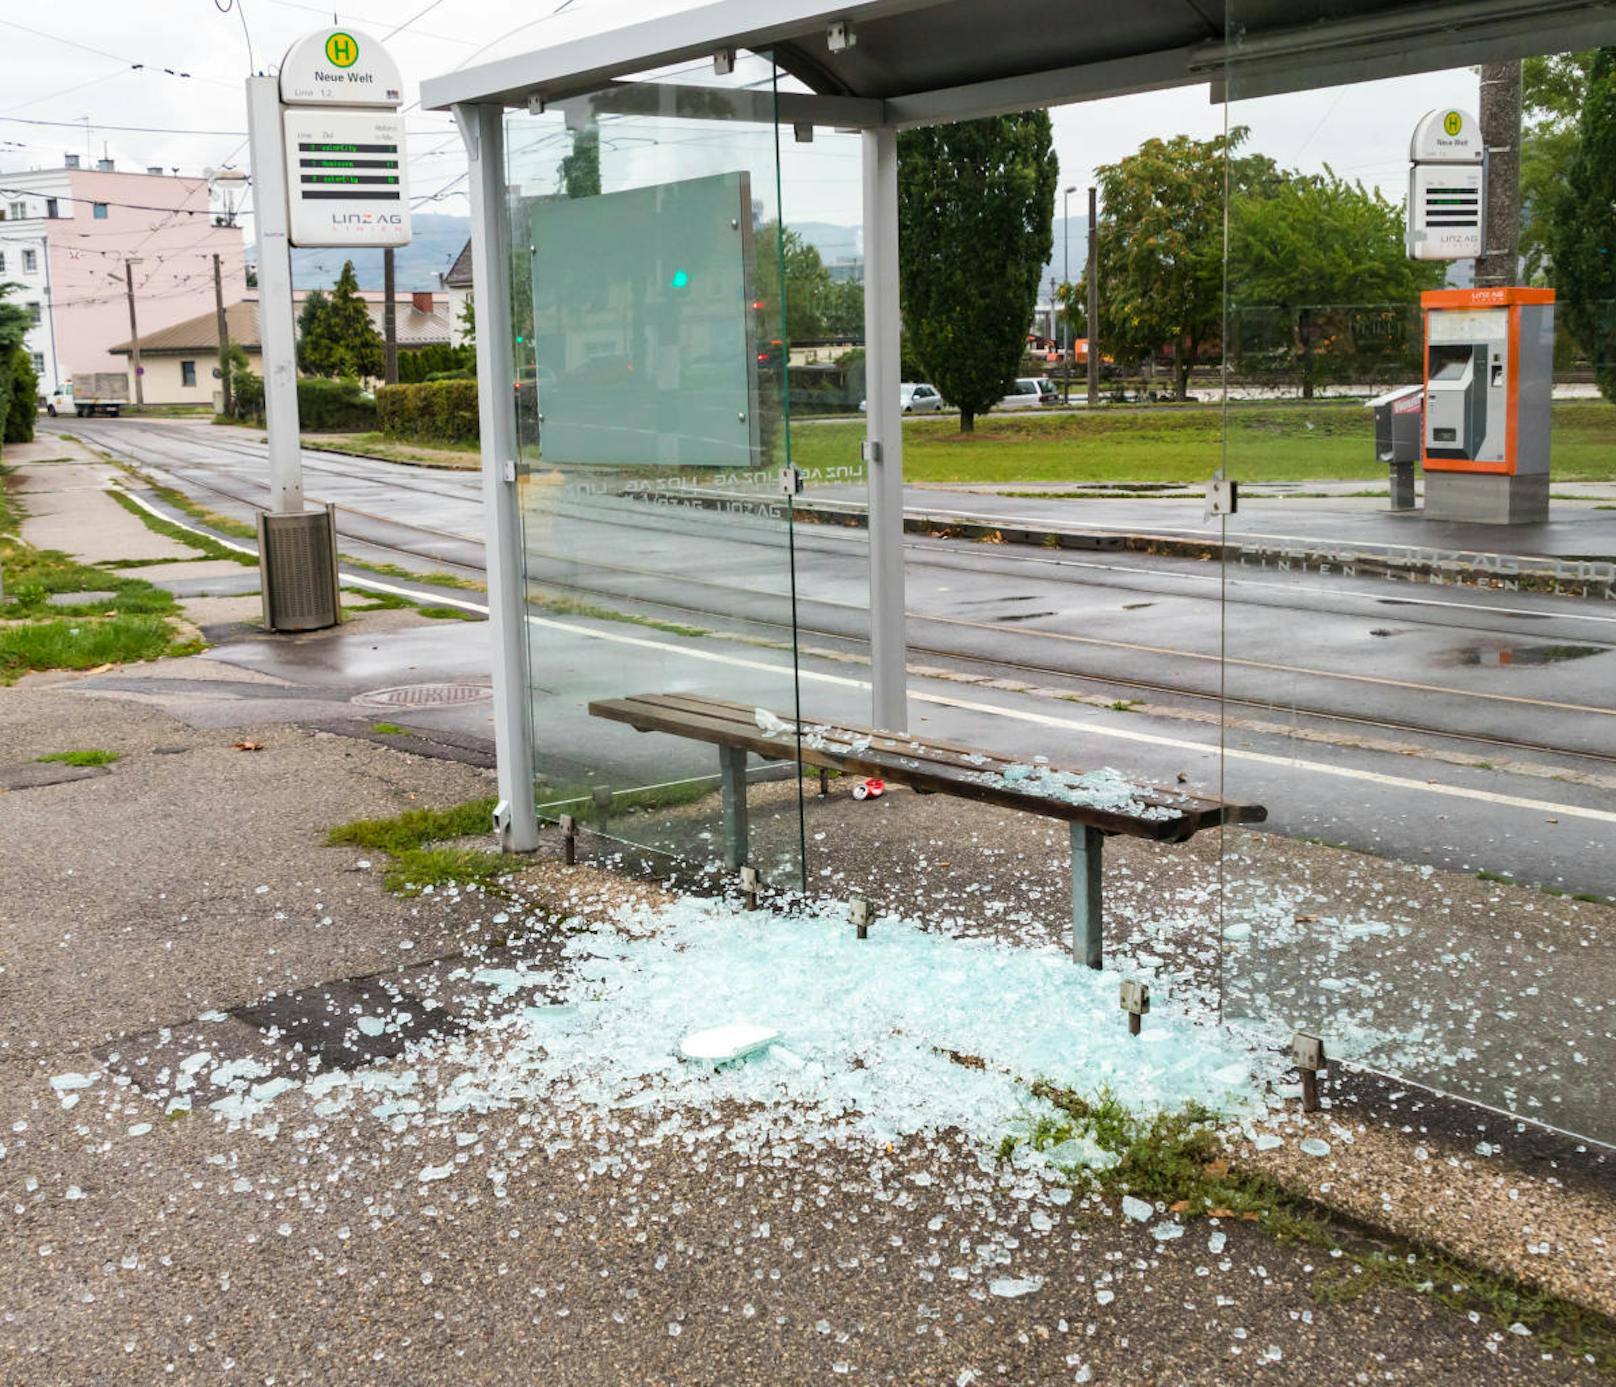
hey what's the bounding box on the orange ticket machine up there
[1421,286,1554,525]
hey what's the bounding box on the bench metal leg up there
[719,745,749,870]
[1071,824,1103,969]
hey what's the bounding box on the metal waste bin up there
[1367,384,1424,511]
[258,504,342,631]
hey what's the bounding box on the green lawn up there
[787,400,1616,486]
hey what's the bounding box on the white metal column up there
[245,76,304,515]
[457,101,540,853]
[862,126,908,733]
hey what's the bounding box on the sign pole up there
[246,73,304,515]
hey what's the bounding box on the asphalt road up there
[57,416,1616,898]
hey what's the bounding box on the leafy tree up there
[0,282,33,452]
[1548,47,1616,403]
[1092,130,1278,400]
[1521,51,1598,281]
[458,294,475,351]
[559,126,601,200]
[1230,167,1441,396]
[295,289,331,375]
[297,262,384,379]
[897,113,1057,430]
[753,222,840,342]
[6,346,37,443]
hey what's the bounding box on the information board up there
[282,108,410,248]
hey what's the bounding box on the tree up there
[297,261,384,380]
[1548,47,1616,403]
[458,295,475,351]
[1230,167,1442,397]
[6,346,37,444]
[296,289,332,375]
[0,282,33,453]
[1521,51,1597,281]
[559,126,601,200]
[897,112,1058,431]
[1093,130,1278,400]
[752,222,838,341]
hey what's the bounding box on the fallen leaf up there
[1203,1159,1229,1180]
[1242,1212,1261,1222]
[233,740,264,752]
[1168,1199,1192,1214]
[1175,772,1188,784]
[1207,1208,1234,1219]
[84,663,112,675]
[1295,913,1319,924]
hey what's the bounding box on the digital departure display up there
[297,140,401,200]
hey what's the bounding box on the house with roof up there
[109,289,452,406]
[441,239,473,348]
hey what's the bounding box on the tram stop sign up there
[277,28,411,249]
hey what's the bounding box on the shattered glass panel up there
[1219,32,1616,1144]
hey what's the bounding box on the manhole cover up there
[351,682,492,709]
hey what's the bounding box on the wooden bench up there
[588,693,1266,969]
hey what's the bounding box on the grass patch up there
[370,722,411,736]
[416,604,480,621]
[326,796,517,896]
[37,748,120,766]
[1477,869,1514,884]
[105,490,257,567]
[535,777,716,819]
[0,615,182,683]
[788,399,1616,485]
[305,432,480,470]
[1003,1080,1616,1367]
[531,591,707,639]
[345,558,484,592]
[383,846,513,895]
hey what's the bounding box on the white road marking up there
[117,487,1616,826]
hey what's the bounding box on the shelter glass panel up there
[504,58,809,890]
[1218,24,1616,1144]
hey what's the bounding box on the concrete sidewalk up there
[1,441,1611,1383]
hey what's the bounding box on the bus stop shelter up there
[420,0,1616,855]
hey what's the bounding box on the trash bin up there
[1366,384,1424,511]
[257,504,342,631]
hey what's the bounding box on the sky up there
[0,0,1488,274]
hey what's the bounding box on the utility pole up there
[382,245,398,384]
[1476,61,1523,287]
[212,253,233,417]
[1086,186,1099,407]
[1062,184,1075,404]
[124,257,144,407]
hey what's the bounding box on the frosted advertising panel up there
[530,172,760,468]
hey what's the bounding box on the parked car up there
[998,377,1057,410]
[858,381,945,414]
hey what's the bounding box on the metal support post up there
[1086,187,1099,408]
[719,745,749,870]
[383,246,399,384]
[457,101,539,853]
[862,126,907,733]
[1071,823,1104,969]
[246,75,304,515]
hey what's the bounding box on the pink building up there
[0,158,247,399]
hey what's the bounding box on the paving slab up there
[108,558,254,582]
[13,461,195,563]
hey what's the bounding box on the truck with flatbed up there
[47,373,130,418]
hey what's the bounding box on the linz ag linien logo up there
[332,211,403,227]
[325,31,359,68]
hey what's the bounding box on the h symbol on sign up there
[329,35,354,65]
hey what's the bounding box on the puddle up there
[1438,642,1608,668]
[992,611,1058,623]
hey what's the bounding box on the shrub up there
[297,375,376,431]
[375,378,480,444]
[398,343,475,383]
[5,347,37,444]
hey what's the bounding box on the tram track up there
[71,420,1616,772]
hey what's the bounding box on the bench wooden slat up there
[588,693,1264,842]
[629,692,1197,814]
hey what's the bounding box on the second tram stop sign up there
[278,29,410,249]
